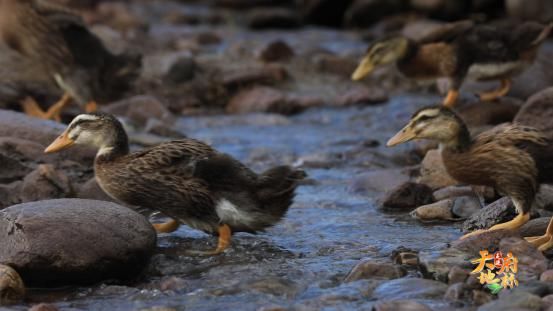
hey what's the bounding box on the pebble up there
[0,265,24,305]
[344,261,407,282]
[410,199,456,221]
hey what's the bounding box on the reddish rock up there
[337,86,388,106]
[221,65,288,90]
[373,300,432,311]
[257,40,295,63]
[344,260,406,282]
[313,54,358,77]
[29,303,59,311]
[226,87,321,115]
[457,97,523,127]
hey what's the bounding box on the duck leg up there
[186,224,232,256]
[525,217,553,251]
[442,89,459,108]
[152,219,180,233]
[478,79,511,102]
[21,93,72,122]
[460,212,530,240]
[85,101,98,113]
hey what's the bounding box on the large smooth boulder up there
[0,199,156,286]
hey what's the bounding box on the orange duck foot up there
[21,93,72,122]
[186,224,232,256]
[152,219,180,233]
[478,79,511,102]
[442,90,459,108]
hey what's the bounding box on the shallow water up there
[13,96,464,311]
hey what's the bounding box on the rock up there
[500,237,547,282]
[313,54,358,77]
[450,196,483,219]
[350,168,411,195]
[344,261,406,282]
[20,165,73,203]
[102,95,174,127]
[77,177,116,202]
[448,266,470,284]
[336,86,388,106]
[457,97,523,127]
[433,185,475,201]
[419,248,472,282]
[520,217,550,238]
[214,0,292,9]
[0,137,47,165]
[0,265,24,305]
[164,57,196,84]
[257,40,295,63]
[194,32,222,45]
[401,20,447,42]
[462,197,516,233]
[373,300,432,311]
[473,289,493,306]
[29,303,59,311]
[444,282,467,301]
[345,0,409,28]
[0,199,156,286]
[391,247,419,266]
[381,182,434,210]
[541,270,553,282]
[0,153,32,184]
[417,149,457,190]
[226,86,320,115]
[535,185,553,211]
[410,0,470,20]
[247,8,302,30]
[0,182,22,209]
[543,294,553,307]
[247,277,300,297]
[505,0,553,23]
[510,45,553,100]
[221,65,288,90]
[477,291,543,311]
[297,0,354,27]
[452,229,518,254]
[373,278,448,300]
[515,86,553,139]
[410,199,455,221]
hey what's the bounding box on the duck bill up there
[44,130,74,153]
[351,56,375,81]
[387,124,416,147]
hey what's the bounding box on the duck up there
[386,106,553,249]
[44,113,306,254]
[0,0,141,121]
[352,21,553,107]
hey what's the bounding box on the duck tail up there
[255,166,306,220]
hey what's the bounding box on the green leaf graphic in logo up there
[487,283,502,295]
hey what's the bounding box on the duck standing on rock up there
[44,113,306,254]
[0,0,141,121]
[386,106,553,250]
[352,21,552,107]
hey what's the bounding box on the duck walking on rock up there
[44,113,306,254]
[386,106,553,250]
[352,21,552,107]
[0,0,141,121]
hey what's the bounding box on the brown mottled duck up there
[386,106,553,248]
[352,21,552,107]
[44,113,306,254]
[0,0,141,121]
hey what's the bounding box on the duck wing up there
[417,20,474,44]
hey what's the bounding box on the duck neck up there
[397,39,418,64]
[95,131,130,162]
[441,123,472,153]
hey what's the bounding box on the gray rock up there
[0,199,156,286]
[520,217,550,238]
[444,282,467,301]
[477,290,543,311]
[410,199,455,221]
[226,86,318,115]
[451,196,483,219]
[419,248,472,282]
[448,266,469,284]
[344,261,407,282]
[351,168,411,195]
[433,185,475,201]
[381,182,434,210]
[257,40,295,63]
[417,149,457,190]
[373,299,432,311]
[373,278,448,300]
[0,265,24,305]
[515,86,553,140]
[457,97,523,127]
[20,165,73,203]
[500,237,547,282]
[462,197,516,233]
[164,57,196,84]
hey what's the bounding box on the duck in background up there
[44,113,306,255]
[386,106,553,250]
[352,21,552,107]
[0,0,141,121]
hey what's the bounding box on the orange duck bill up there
[44,130,74,153]
[386,123,417,147]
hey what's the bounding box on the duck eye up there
[417,115,433,122]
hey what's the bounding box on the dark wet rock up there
[448,266,469,284]
[410,199,455,221]
[391,247,419,266]
[164,57,196,84]
[478,290,543,311]
[0,137,46,166]
[381,182,434,210]
[507,279,551,297]
[419,248,472,282]
[336,86,388,106]
[444,282,468,301]
[0,199,156,286]
[20,165,73,203]
[0,153,32,184]
[462,197,516,233]
[194,32,222,45]
[102,95,175,127]
[505,0,553,23]
[257,40,295,63]
[0,265,24,305]
[221,65,288,90]
[77,177,116,202]
[473,289,493,306]
[344,260,407,282]
[144,118,186,139]
[541,270,553,282]
[500,237,547,282]
[373,278,448,300]
[536,185,553,211]
[345,0,409,28]
[417,149,457,190]
[297,0,353,27]
[351,168,411,195]
[28,303,59,311]
[457,97,522,127]
[452,229,518,254]
[0,182,22,209]
[247,8,302,30]
[226,86,317,115]
[520,217,550,238]
[373,300,432,311]
[451,196,483,219]
[313,54,358,77]
[410,0,470,20]
[515,86,553,139]
[214,0,292,9]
